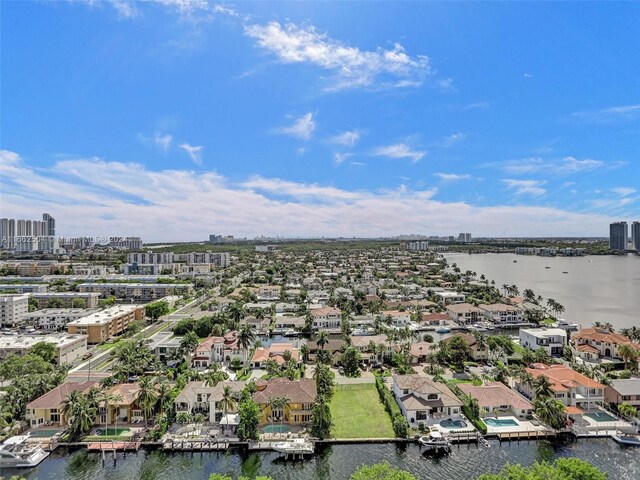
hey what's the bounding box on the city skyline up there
[1,1,639,240]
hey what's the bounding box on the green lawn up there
[330,383,394,439]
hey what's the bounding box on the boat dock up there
[497,430,556,441]
[162,439,230,451]
[87,440,142,452]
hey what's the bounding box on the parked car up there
[82,352,93,360]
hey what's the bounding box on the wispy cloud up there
[496,156,604,176]
[1,150,626,239]
[333,152,353,165]
[435,173,471,181]
[523,73,533,78]
[459,102,489,111]
[373,144,425,163]
[611,187,637,197]
[138,132,173,152]
[330,130,361,148]
[275,113,316,140]
[503,179,547,196]
[570,104,640,123]
[179,143,204,165]
[244,21,431,91]
[442,131,466,147]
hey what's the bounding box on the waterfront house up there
[391,374,463,427]
[102,383,144,424]
[441,333,489,361]
[446,303,483,325]
[605,379,640,408]
[478,303,523,325]
[192,331,246,368]
[516,364,605,410]
[309,306,342,330]
[570,328,640,368]
[458,381,534,418]
[26,381,97,427]
[174,380,246,423]
[253,378,316,426]
[519,328,567,357]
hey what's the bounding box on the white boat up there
[435,326,451,334]
[0,435,50,468]
[418,430,451,450]
[271,438,314,454]
[612,429,640,446]
[351,328,372,336]
[553,319,579,331]
[283,329,298,337]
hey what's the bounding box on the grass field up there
[330,383,394,439]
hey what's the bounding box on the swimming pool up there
[585,412,617,422]
[263,425,292,433]
[440,419,468,429]
[484,417,519,427]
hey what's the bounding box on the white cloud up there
[373,144,425,163]
[523,73,533,78]
[556,156,603,174]
[570,104,640,123]
[276,113,316,140]
[330,130,361,148]
[503,179,547,196]
[611,187,637,197]
[442,131,465,147]
[138,132,173,152]
[498,156,604,176]
[435,173,471,181]
[179,143,204,165]
[333,152,353,165]
[0,150,629,240]
[244,21,431,91]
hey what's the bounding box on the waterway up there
[444,253,640,330]
[7,438,639,480]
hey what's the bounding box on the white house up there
[310,307,342,330]
[520,328,567,357]
[392,374,463,427]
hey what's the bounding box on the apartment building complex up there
[0,294,29,327]
[0,332,88,364]
[67,305,145,343]
[30,292,100,309]
[77,282,193,301]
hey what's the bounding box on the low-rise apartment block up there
[0,284,48,294]
[0,293,29,327]
[77,282,193,301]
[67,305,145,344]
[0,332,88,364]
[20,308,99,331]
[30,292,100,309]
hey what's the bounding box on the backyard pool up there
[28,429,61,438]
[440,419,468,429]
[484,418,519,427]
[262,425,292,433]
[94,427,130,436]
[585,412,617,422]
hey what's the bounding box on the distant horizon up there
[2,1,639,239]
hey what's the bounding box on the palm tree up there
[180,331,199,357]
[617,344,638,372]
[203,363,228,387]
[267,396,279,429]
[228,302,247,329]
[156,382,172,413]
[300,343,309,363]
[61,390,84,427]
[317,331,329,350]
[177,412,192,424]
[618,402,638,420]
[532,375,554,399]
[62,393,96,439]
[237,324,255,365]
[533,396,566,430]
[219,385,237,426]
[98,390,118,432]
[137,376,158,428]
[110,392,124,435]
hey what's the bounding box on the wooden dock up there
[162,439,229,451]
[497,430,555,441]
[87,440,141,452]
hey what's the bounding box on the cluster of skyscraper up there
[609,221,640,252]
[0,213,56,252]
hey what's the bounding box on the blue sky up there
[1,1,639,240]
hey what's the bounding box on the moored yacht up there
[271,438,314,454]
[0,435,50,468]
[418,430,451,450]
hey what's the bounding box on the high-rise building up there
[43,213,55,236]
[609,222,628,252]
[632,221,640,251]
[457,233,472,243]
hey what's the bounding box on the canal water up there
[444,253,640,330]
[7,438,639,480]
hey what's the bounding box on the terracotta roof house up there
[253,378,317,426]
[516,364,605,410]
[251,343,300,368]
[458,381,533,418]
[26,381,97,427]
[391,374,463,427]
[570,328,640,367]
